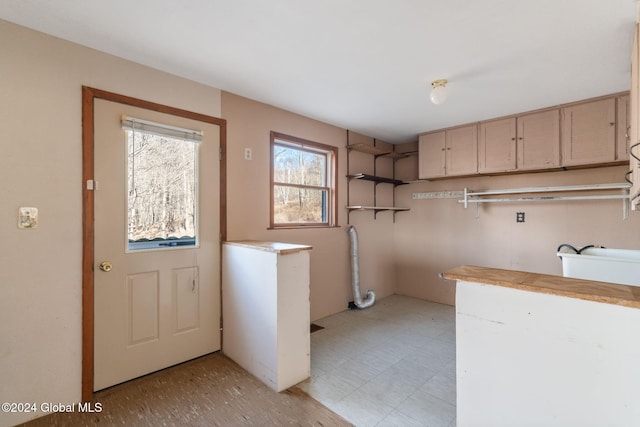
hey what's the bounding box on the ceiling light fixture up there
[430,79,448,105]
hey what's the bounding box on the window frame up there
[270,131,338,229]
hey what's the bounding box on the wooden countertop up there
[444,265,640,309]
[224,240,312,255]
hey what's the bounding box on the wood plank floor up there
[20,352,351,426]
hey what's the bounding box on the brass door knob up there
[99,261,112,272]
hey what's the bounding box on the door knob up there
[99,261,112,272]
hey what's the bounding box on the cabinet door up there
[517,109,560,170]
[631,25,640,206]
[617,94,630,162]
[561,98,616,166]
[418,131,446,179]
[478,117,516,173]
[446,125,478,176]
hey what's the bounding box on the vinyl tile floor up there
[20,352,350,427]
[298,295,456,427]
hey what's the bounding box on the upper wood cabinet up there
[617,94,630,162]
[478,109,560,174]
[418,131,446,178]
[561,98,616,166]
[518,109,561,170]
[629,23,640,207]
[478,117,516,173]
[418,92,628,181]
[446,125,478,176]
[419,125,477,179]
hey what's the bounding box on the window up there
[124,117,201,250]
[270,131,338,228]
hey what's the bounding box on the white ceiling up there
[1,0,637,143]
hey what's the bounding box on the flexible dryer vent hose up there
[348,225,375,309]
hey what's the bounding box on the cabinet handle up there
[609,122,615,126]
[511,137,516,141]
[518,137,524,140]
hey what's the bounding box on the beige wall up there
[221,92,396,321]
[0,20,221,426]
[393,154,640,305]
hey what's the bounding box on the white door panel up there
[93,99,220,391]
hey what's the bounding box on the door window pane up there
[127,130,198,250]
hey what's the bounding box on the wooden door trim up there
[81,86,227,401]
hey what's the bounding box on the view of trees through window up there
[273,143,329,224]
[127,131,197,248]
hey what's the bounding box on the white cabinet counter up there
[222,241,312,392]
[444,265,640,427]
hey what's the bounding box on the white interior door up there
[93,99,220,391]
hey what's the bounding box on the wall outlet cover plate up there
[18,207,38,229]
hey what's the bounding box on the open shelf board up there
[347,143,389,156]
[347,173,407,186]
[385,150,418,159]
[346,205,410,213]
[346,205,411,220]
[347,143,418,159]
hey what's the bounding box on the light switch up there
[18,207,38,229]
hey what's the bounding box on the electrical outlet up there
[516,212,525,223]
[244,148,252,160]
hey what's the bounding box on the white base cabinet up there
[456,280,640,427]
[222,241,311,392]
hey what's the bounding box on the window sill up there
[267,224,341,230]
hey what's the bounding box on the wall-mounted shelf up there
[347,173,408,186]
[386,150,418,159]
[346,205,410,219]
[346,134,411,223]
[347,143,389,156]
[347,143,418,159]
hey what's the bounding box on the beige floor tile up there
[421,371,457,405]
[306,294,456,426]
[396,391,456,427]
[332,388,395,427]
[376,410,429,426]
[355,361,436,407]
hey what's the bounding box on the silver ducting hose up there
[348,225,375,309]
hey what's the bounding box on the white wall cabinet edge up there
[222,241,311,392]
